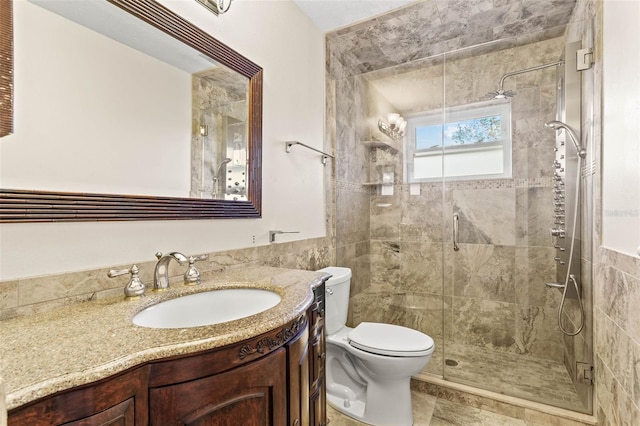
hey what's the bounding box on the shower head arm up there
[497,60,565,92]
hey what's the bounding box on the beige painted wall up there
[0,0,326,281]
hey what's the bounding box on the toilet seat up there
[347,322,434,357]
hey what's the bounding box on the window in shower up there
[405,101,512,181]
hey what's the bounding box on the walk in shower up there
[330,7,594,415]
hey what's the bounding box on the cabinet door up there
[61,398,134,426]
[309,297,327,426]
[149,348,287,426]
[287,321,309,426]
[309,378,326,426]
[8,367,148,426]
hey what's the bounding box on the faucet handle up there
[108,264,145,299]
[183,254,208,286]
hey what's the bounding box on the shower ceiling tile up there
[326,0,577,77]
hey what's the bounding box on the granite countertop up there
[0,266,328,411]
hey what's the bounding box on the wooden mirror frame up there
[0,0,262,222]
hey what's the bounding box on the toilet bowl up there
[318,267,434,426]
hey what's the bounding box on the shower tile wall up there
[326,0,575,77]
[330,49,372,325]
[339,36,569,382]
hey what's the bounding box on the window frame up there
[405,100,512,182]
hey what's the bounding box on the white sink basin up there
[133,288,281,329]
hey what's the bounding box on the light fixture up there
[196,0,233,16]
[378,113,406,141]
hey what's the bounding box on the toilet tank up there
[317,267,352,335]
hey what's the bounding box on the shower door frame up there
[440,40,593,415]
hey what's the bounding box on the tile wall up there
[595,248,640,424]
[0,237,334,321]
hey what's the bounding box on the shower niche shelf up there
[361,139,398,153]
[362,181,393,187]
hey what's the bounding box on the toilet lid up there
[347,322,434,357]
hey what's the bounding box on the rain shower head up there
[485,88,516,99]
[545,120,586,158]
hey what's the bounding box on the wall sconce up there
[378,113,407,141]
[196,0,233,15]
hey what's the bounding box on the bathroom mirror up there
[0,0,263,221]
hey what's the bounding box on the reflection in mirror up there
[0,0,262,221]
[192,66,249,200]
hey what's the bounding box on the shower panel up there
[551,42,583,294]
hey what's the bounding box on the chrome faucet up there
[153,252,188,291]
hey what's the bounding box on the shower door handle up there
[453,213,460,251]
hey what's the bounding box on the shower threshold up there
[411,373,596,425]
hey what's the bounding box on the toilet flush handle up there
[326,288,334,295]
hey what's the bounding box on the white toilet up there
[318,266,434,426]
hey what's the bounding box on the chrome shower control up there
[550,228,565,238]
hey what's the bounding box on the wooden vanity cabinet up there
[8,293,328,426]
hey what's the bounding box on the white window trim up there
[405,100,512,182]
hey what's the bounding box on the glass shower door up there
[440,36,593,413]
